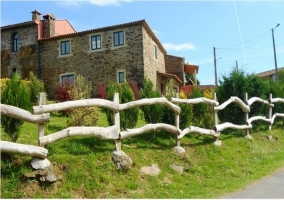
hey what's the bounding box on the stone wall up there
[39,24,146,99]
[165,54,185,86]
[142,27,165,92]
[1,25,38,79]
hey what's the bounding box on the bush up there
[188,87,214,129]
[67,75,100,126]
[216,69,270,125]
[1,73,31,142]
[28,72,45,105]
[139,78,164,124]
[103,82,139,130]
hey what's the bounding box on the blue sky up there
[1,1,284,85]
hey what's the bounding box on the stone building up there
[1,10,199,99]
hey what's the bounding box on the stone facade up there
[1,22,39,79]
[1,11,197,100]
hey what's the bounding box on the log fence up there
[0,92,283,159]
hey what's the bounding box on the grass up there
[1,111,284,198]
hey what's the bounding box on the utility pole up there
[272,23,280,81]
[213,47,218,86]
[236,60,238,73]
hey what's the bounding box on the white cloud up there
[56,0,132,7]
[163,42,195,51]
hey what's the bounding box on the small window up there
[91,35,101,50]
[13,33,19,52]
[113,31,124,47]
[117,70,125,83]
[61,40,70,55]
[154,44,158,59]
[61,74,74,85]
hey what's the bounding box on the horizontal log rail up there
[214,122,252,132]
[247,97,273,107]
[214,96,250,112]
[1,104,50,123]
[172,97,219,106]
[179,126,219,139]
[0,141,48,159]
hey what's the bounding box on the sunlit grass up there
[1,111,284,198]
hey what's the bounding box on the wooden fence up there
[1,92,283,159]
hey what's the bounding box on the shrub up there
[188,86,214,129]
[1,73,31,142]
[216,69,270,125]
[103,82,139,130]
[98,83,107,99]
[139,78,164,124]
[67,75,99,126]
[28,72,45,105]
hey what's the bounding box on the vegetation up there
[1,73,31,142]
[28,72,45,105]
[1,112,284,198]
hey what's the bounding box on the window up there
[113,31,124,47]
[60,40,70,55]
[154,44,158,59]
[117,70,125,83]
[13,33,19,52]
[60,73,74,85]
[91,35,101,50]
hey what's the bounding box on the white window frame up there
[58,38,72,58]
[117,69,126,83]
[59,72,75,85]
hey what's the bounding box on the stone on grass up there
[140,164,161,176]
[112,150,133,170]
[173,146,185,154]
[171,163,183,175]
[31,158,51,169]
[213,139,222,147]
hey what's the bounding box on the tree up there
[185,73,200,85]
[1,73,31,142]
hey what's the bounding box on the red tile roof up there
[256,67,284,77]
[184,63,199,74]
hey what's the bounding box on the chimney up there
[31,9,41,20]
[43,13,56,38]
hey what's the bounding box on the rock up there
[111,150,133,170]
[31,158,51,170]
[45,171,57,182]
[268,135,273,141]
[140,164,161,176]
[171,163,183,175]
[213,139,222,147]
[173,146,185,154]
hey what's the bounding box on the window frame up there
[91,35,101,50]
[117,69,126,83]
[154,44,158,59]
[113,31,124,47]
[60,40,70,55]
[59,72,75,85]
[13,33,19,52]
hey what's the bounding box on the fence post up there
[114,93,121,151]
[213,93,218,126]
[175,93,180,147]
[244,93,250,137]
[268,93,273,131]
[38,92,46,146]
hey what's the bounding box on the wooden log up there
[214,96,250,112]
[119,97,180,114]
[0,141,48,159]
[39,126,119,146]
[1,104,50,123]
[247,97,273,107]
[38,92,46,146]
[247,116,271,125]
[172,97,219,106]
[271,98,284,103]
[178,126,220,139]
[120,123,181,139]
[270,113,284,125]
[113,93,121,151]
[33,99,118,114]
[214,122,252,132]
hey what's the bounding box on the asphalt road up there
[222,167,284,199]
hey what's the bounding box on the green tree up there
[1,73,31,142]
[28,72,45,105]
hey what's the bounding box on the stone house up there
[256,67,284,81]
[1,10,198,99]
